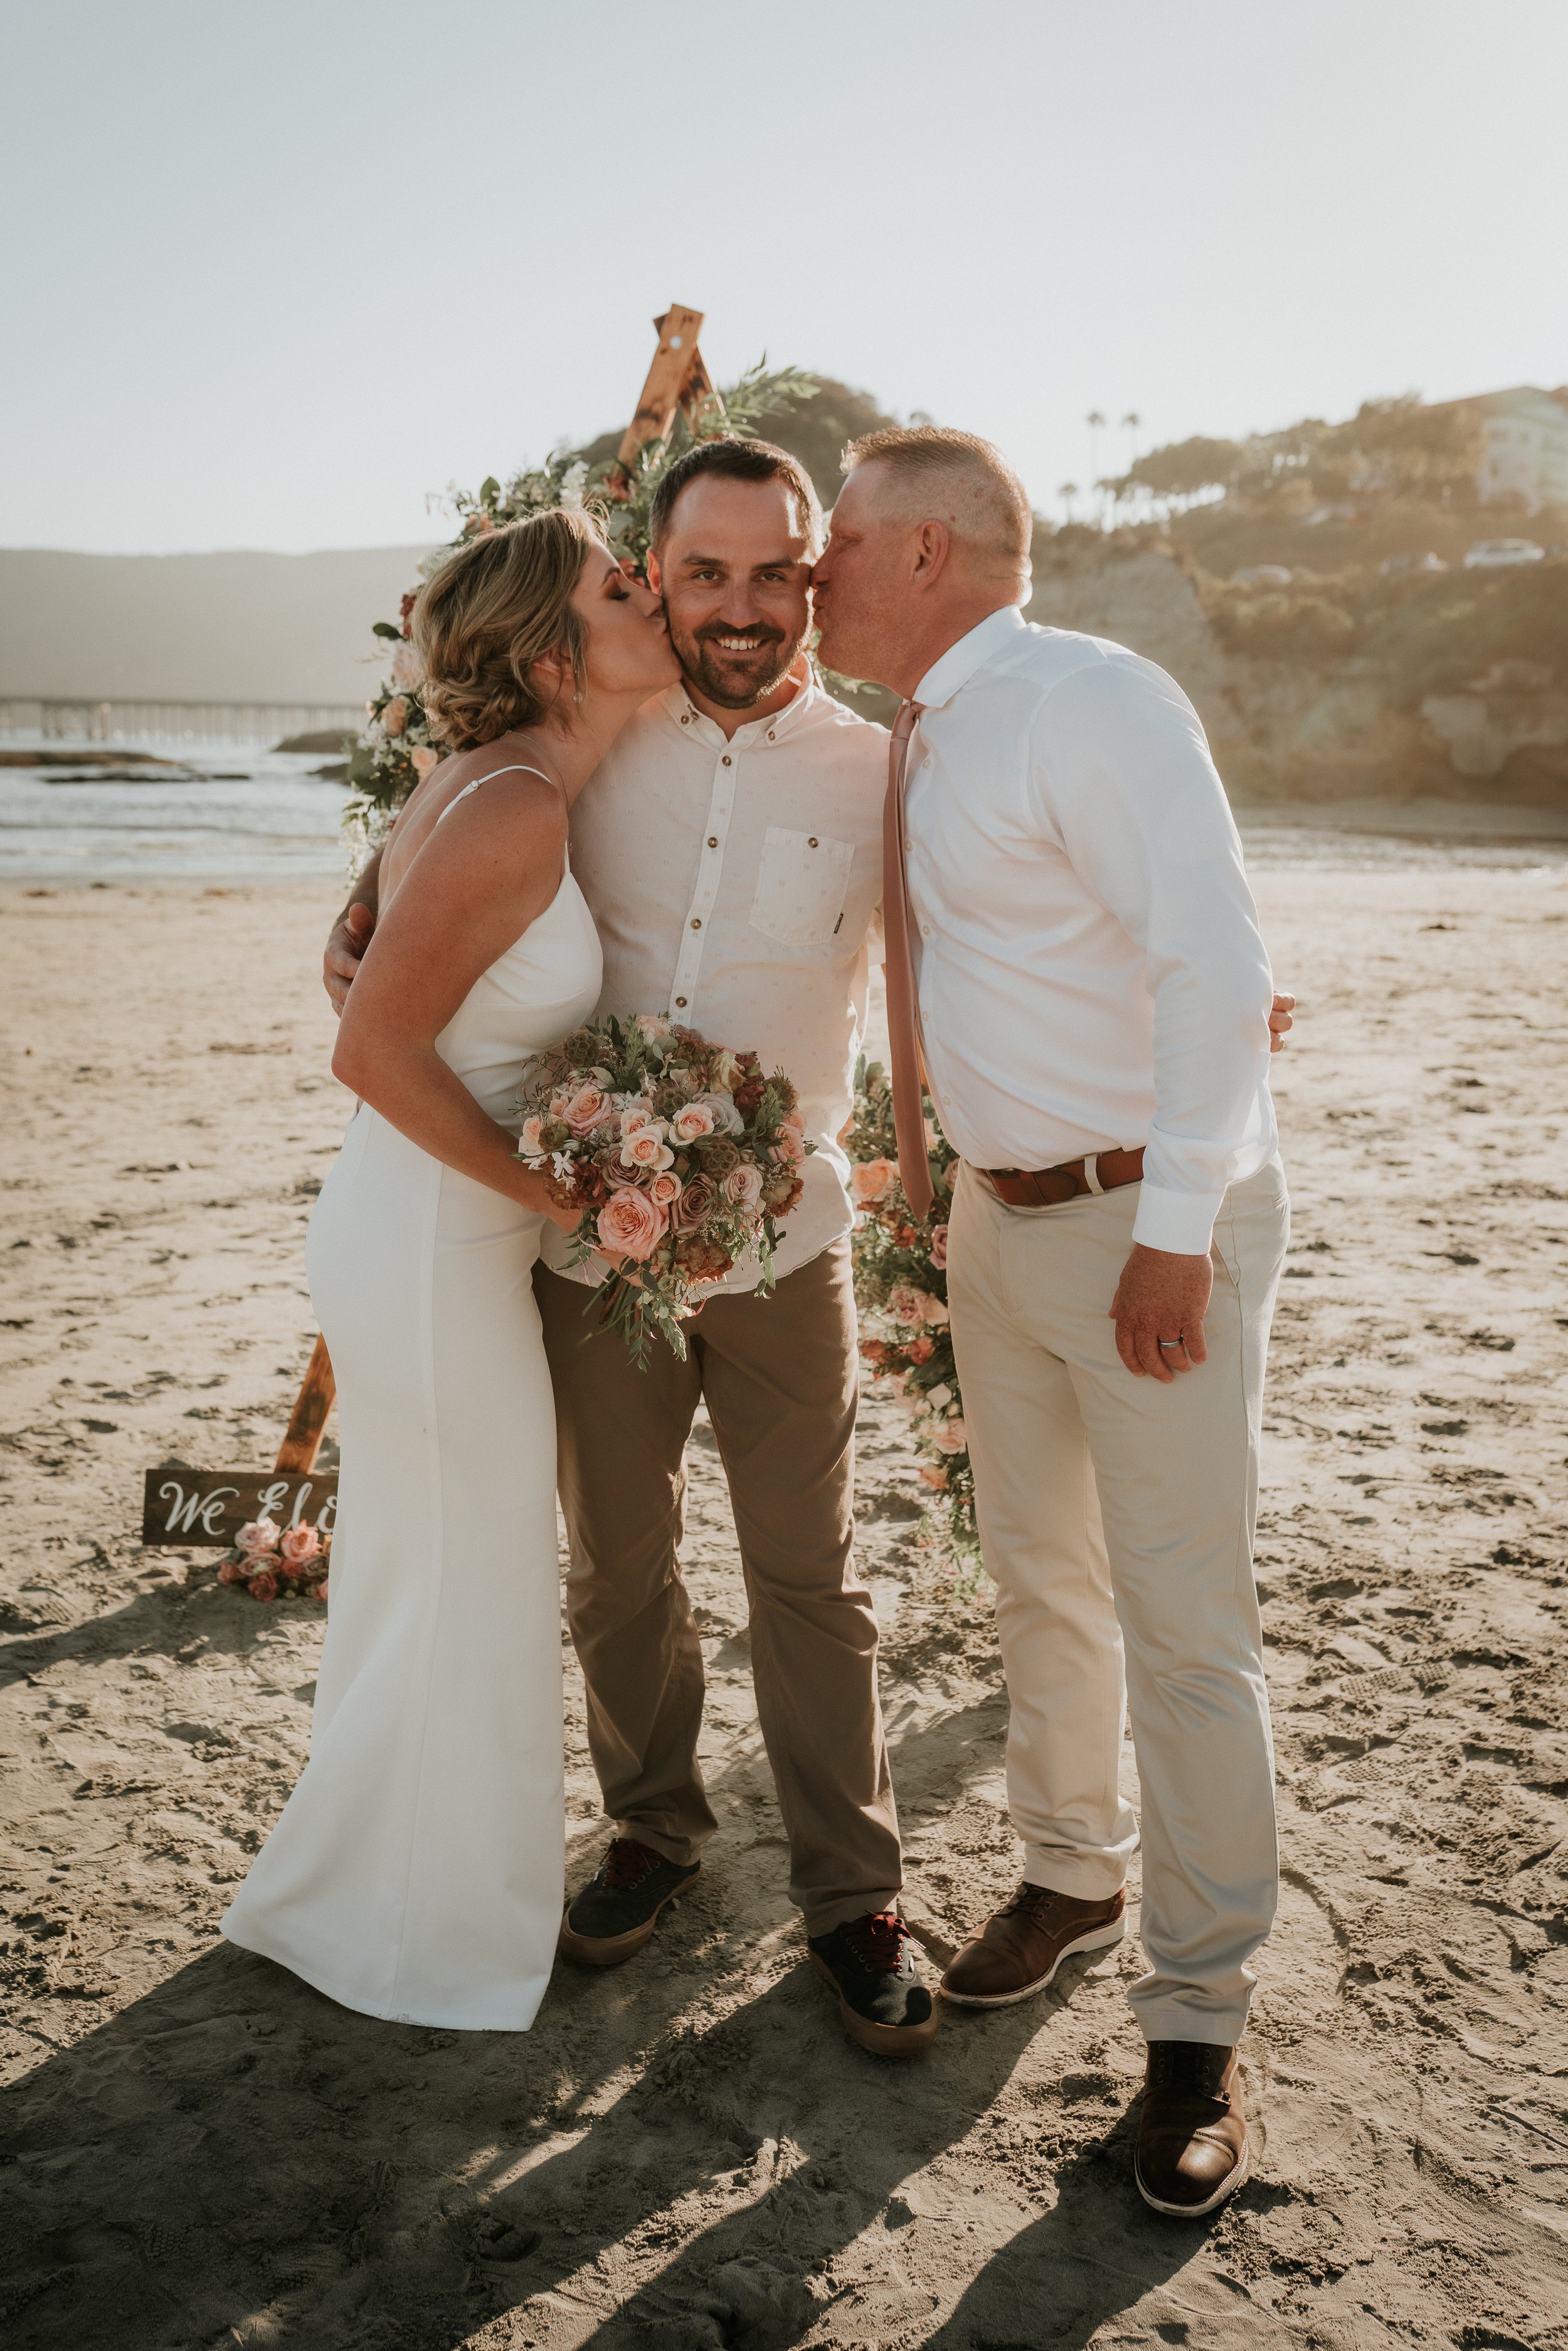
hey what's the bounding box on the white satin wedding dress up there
[224,773,601,2029]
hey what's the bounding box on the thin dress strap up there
[433,762,557,824]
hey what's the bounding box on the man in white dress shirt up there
[325,441,938,2056]
[814,425,1290,2210]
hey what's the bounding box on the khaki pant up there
[534,1240,901,1936]
[945,1156,1288,2044]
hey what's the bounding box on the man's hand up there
[1269,991,1295,1054]
[1110,1242,1214,1382]
[324,901,374,1017]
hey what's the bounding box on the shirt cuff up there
[1131,1182,1225,1256]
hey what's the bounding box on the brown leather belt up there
[978,1147,1144,1209]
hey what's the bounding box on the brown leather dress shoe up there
[939,1882,1126,2007]
[1135,2041,1249,2217]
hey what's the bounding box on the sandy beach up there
[3,859,1567,2349]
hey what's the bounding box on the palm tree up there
[1086,410,1106,492]
[1058,481,1079,523]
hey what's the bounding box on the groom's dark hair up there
[649,437,824,557]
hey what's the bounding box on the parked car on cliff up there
[1464,538,1545,568]
[1380,551,1448,575]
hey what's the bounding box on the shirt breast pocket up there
[749,826,856,949]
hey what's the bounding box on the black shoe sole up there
[557,1865,699,1968]
[808,1950,940,2056]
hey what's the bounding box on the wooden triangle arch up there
[274,305,713,1477]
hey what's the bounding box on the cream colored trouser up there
[946,1155,1289,2045]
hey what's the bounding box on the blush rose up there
[596,1187,667,1261]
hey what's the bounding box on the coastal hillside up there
[6,381,1564,802]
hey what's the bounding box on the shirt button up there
[767,730,776,741]
[922,756,932,770]
[675,996,687,1008]
[691,918,702,930]
[721,755,732,767]
[922,924,931,936]
[808,837,818,849]
[707,836,718,847]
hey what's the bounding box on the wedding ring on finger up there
[1158,1338,1182,1350]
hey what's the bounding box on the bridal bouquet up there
[846,1056,977,1559]
[517,1014,812,1365]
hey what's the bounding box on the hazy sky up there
[5,0,1564,554]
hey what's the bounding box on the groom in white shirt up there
[326,440,940,2057]
[815,425,1289,2214]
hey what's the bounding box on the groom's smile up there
[645,468,815,720]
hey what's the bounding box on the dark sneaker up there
[1134,2041,1249,2217]
[940,1882,1125,2007]
[558,1837,700,1967]
[807,1911,939,2056]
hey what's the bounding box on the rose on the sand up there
[238,1519,280,1559]
[279,1525,323,1573]
[596,1186,668,1261]
[248,1568,281,1602]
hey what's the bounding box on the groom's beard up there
[670,617,800,710]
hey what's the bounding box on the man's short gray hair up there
[842,425,1032,571]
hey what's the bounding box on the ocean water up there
[0,744,351,883]
[2,743,1564,883]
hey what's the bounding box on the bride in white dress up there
[223,509,678,2029]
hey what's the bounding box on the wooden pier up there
[0,696,366,748]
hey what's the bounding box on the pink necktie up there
[881,700,935,1221]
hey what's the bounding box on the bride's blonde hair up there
[414,507,604,751]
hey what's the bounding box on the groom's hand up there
[324,901,374,1016]
[1110,1243,1213,1382]
[1269,991,1296,1054]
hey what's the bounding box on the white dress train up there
[223,780,601,2029]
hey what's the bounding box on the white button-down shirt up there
[540,671,888,1292]
[904,605,1278,1256]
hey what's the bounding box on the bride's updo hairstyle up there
[413,507,605,751]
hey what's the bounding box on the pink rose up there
[218,1559,248,1585]
[886,1283,926,1329]
[647,1169,684,1209]
[564,1085,614,1137]
[238,1518,279,1559]
[931,1416,967,1454]
[411,746,440,783]
[620,1123,674,1173]
[921,1293,951,1328]
[673,1173,717,1232]
[280,1524,322,1571]
[918,1465,950,1491]
[518,1114,546,1158]
[694,1091,743,1137]
[619,1101,657,1137]
[315,1579,329,1605]
[596,1187,668,1261]
[383,696,410,738]
[771,1124,806,1165]
[391,640,423,690]
[852,1158,899,1206]
[907,1334,935,1364]
[248,1568,280,1602]
[721,1163,764,1212]
[930,1224,949,1270]
[669,1101,716,1145]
